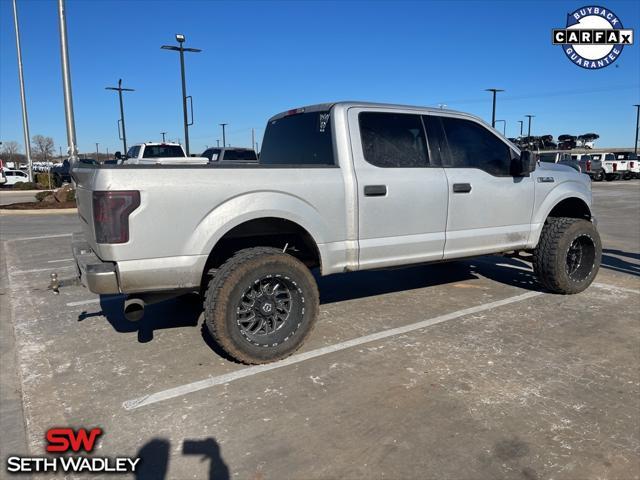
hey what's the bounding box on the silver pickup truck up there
[72,101,601,364]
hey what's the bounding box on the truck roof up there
[135,142,181,147]
[267,101,471,122]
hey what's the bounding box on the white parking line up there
[5,233,73,242]
[47,258,74,264]
[123,290,543,410]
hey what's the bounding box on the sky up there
[1,0,639,156]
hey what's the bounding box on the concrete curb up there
[0,208,77,216]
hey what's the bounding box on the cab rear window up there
[259,111,334,165]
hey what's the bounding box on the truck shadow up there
[601,248,640,277]
[82,255,545,347]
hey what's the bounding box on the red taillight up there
[613,163,617,172]
[586,160,591,172]
[630,161,635,169]
[92,191,140,244]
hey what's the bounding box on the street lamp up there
[518,120,524,137]
[161,34,202,156]
[161,131,167,142]
[106,79,134,154]
[634,104,640,155]
[485,88,504,128]
[525,114,535,138]
[495,120,506,136]
[219,123,228,148]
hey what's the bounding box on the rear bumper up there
[72,232,120,294]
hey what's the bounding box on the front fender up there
[528,179,592,247]
[186,190,330,259]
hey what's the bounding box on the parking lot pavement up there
[1,181,639,479]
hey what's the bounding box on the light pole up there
[161,34,201,156]
[95,142,99,157]
[161,131,167,142]
[12,0,33,181]
[57,0,78,167]
[106,79,134,155]
[216,139,220,147]
[495,120,506,136]
[634,104,640,155]
[525,115,535,138]
[219,123,227,148]
[485,88,504,128]
[518,120,524,137]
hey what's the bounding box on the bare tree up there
[1,141,21,163]
[32,135,55,162]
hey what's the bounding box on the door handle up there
[364,185,387,196]
[452,183,472,193]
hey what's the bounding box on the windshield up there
[142,145,185,158]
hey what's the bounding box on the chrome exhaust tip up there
[123,298,145,322]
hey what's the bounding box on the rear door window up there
[358,112,429,168]
[260,111,334,165]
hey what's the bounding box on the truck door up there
[423,114,534,258]
[348,108,449,269]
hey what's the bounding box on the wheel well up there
[201,218,321,286]
[547,197,591,220]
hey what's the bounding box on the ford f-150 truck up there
[72,101,601,364]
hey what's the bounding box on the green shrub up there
[35,173,56,189]
[12,182,39,190]
[35,191,54,202]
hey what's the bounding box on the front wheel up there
[203,247,319,364]
[533,217,601,294]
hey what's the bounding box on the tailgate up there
[71,165,98,250]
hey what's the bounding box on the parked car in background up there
[1,169,29,186]
[0,160,6,186]
[571,153,604,181]
[119,142,208,165]
[594,153,628,181]
[615,152,639,179]
[72,101,601,365]
[558,135,577,150]
[50,159,72,187]
[537,152,581,172]
[201,147,258,163]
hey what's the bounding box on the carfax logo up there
[553,6,634,69]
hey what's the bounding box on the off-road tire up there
[533,217,601,294]
[203,247,319,364]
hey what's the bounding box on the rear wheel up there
[203,247,319,364]
[533,217,601,294]
[593,170,605,182]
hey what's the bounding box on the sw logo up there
[6,427,140,474]
[46,427,103,452]
[552,6,634,69]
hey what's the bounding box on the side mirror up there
[115,151,122,160]
[511,150,536,177]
